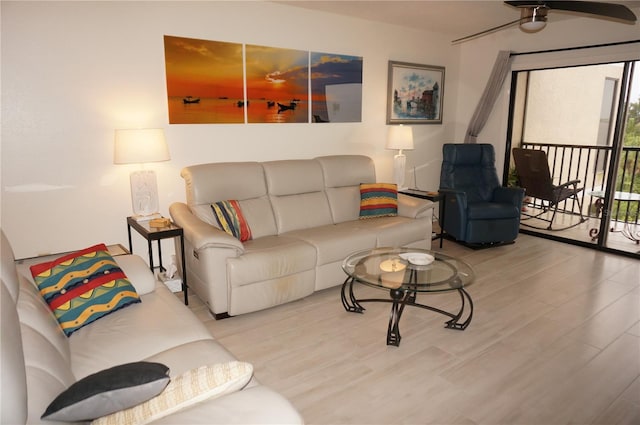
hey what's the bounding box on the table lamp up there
[386,125,414,188]
[114,128,170,221]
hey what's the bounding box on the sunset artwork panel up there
[310,53,363,123]
[245,45,309,124]
[164,35,244,124]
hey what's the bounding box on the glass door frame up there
[503,61,639,259]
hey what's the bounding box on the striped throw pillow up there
[30,244,140,337]
[211,200,252,242]
[359,183,398,219]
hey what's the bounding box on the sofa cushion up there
[211,200,252,242]
[323,186,361,223]
[264,159,334,233]
[285,223,377,266]
[66,283,216,380]
[270,192,334,234]
[316,155,376,188]
[42,362,170,422]
[264,159,325,196]
[228,236,317,286]
[191,197,277,239]
[317,156,377,224]
[1,277,28,425]
[353,215,431,248]
[182,162,278,238]
[359,183,398,219]
[1,230,20,302]
[92,362,253,425]
[30,244,140,337]
[181,162,266,207]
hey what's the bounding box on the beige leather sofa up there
[0,230,303,424]
[170,155,434,319]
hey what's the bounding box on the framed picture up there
[386,61,444,124]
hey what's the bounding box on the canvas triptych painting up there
[163,35,363,124]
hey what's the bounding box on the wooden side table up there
[126,217,188,305]
[399,189,446,248]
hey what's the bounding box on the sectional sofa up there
[0,230,303,424]
[170,155,434,319]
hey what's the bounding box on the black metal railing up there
[517,142,640,226]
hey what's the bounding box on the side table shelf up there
[399,189,446,248]
[126,217,188,305]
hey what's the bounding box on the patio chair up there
[512,147,587,230]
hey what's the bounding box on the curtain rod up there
[510,39,640,57]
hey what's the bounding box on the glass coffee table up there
[341,247,475,346]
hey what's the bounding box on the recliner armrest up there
[169,202,245,253]
[493,186,525,207]
[438,188,468,210]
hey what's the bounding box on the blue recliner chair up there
[439,143,525,246]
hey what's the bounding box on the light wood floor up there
[182,234,640,425]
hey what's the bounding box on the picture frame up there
[386,60,445,124]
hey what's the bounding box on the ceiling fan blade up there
[505,1,637,22]
[452,18,521,44]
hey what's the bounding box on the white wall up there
[2,2,638,260]
[523,64,623,145]
[1,1,457,259]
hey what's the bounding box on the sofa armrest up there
[397,193,434,219]
[115,254,157,295]
[170,202,245,254]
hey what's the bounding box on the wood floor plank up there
[180,234,640,424]
[514,333,640,424]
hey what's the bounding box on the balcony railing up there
[517,142,640,227]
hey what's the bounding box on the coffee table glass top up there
[342,247,474,292]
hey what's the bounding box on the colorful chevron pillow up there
[30,244,140,337]
[211,200,252,242]
[359,183,398,219]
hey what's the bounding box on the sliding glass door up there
[506,60,639,258]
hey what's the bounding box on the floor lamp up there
[386,125,414,188]
[114,128,170,221]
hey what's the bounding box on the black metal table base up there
[341,276,473,346]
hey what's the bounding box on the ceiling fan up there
[452,1,637,44]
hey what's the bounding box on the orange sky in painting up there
[245,44,308,101]
[164,35,243,99]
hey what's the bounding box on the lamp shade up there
[114,129,170,164]
[386,125,414,151]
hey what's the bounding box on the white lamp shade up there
[114,129,170,164]
[386,125,414,151]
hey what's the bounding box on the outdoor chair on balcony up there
[512,147,587,230]
[439,143,525,247]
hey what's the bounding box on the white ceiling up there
[275,1,640,43]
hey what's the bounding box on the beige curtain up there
[464,50,512,143]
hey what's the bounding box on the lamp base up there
[393,153,407,188]
[130,169,160,218]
